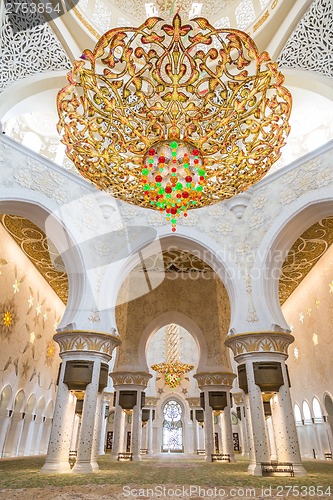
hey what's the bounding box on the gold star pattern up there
[315,298,320,308]
[312,333,319,346]
[306,306,311,316]
[329,281,333,293]
[13,279,20,294]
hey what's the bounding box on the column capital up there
[110,371,152,388]
[225,331,294,360]
[54,330,121,360]
[144,397,159,407]
[232,391,245,405]
[186,397,201,408]
[194,371,236,389]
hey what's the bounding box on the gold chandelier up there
[152,324,194,388]
[57,14,291,230]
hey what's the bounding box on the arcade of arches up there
[0,0,333,487]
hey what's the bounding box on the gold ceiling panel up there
[279,217,333,305]
[0,215,68,304]
[136,250,214,274]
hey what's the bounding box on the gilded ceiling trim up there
[0,215,68,304]
[279,217,333,305]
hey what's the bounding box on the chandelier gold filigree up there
[57,14,292,230]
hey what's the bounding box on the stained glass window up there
[162,400,183,452]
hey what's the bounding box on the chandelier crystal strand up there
[57,14,292,230]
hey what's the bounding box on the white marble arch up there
[252,189,333,331]
[137,311,209,374]
[0,385,12,411]
[0,195,86,329]
[102,231,247,334]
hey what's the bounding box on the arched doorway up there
[162,400,183,453]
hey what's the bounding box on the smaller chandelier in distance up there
[152,324,194,388]
[57,14,292,230]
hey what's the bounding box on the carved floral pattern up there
[225,332,294,357]
[111,371,152,387]
[54,330,120,359]
[0,0,71,92]
[194,372,236,388]
[278,0,333,79]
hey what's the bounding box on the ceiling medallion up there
[57,14,292,230]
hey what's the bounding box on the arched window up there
[162,400,183,452]
[294,403,302,424]
[313,398,323,422]
[302,401,312,424]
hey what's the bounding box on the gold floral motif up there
[0,300,16,339]
[225,331,294,357]
[279,217,333,304]
[45,341,56,366]
[54,330,120,359]
[253,11,269,32]
[3,311,12,327]
[0,215,68,304]
[193,372,236,388]
[111,371,152,387]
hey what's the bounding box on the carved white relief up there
[278,0,333,79]
[0,0,71,92]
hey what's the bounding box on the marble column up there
[32,416,44,455]
[193,372,237,462]
[2,412,24,457]
[70,414,81,452]
[266,416,278,461]
[40,417,53,455]
[270,360,306,475]
[73,358,101,473]
[240,406,250,457]
[110,391,125,460]
[324,417,333,453]
[245,359,271,474]
[91,393,103,469]
[147,409,154,455]
[203,390,215,462]
[220,403,236,461]
[193,413,199,454]
[0,410,11,457]
[17,414,34,456]
[225,331,307,476]
[132,390,143,461]
[109,372,152,460]
[99,400,108,455]
[41,329,120,474]
[41,360,76,473]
